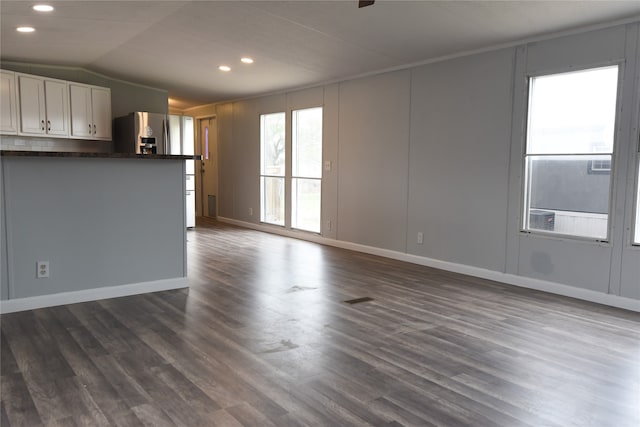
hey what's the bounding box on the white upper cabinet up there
[17,74,46,135]
[69,83,112,140]
[90,87,112,140]
[1,69,112,141]
[0,70,18,134]
[44,79,69,136]
[69,83,92,138]
[17,73,69,137]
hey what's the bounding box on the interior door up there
[199,117,218,217]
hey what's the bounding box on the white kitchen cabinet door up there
[69,84,111,140]
[44,79,69,136]
[17,74,46,136]
[17,74,69,137]
[0,70,18,134]
[69,83,93,138]
[91,87,111,140]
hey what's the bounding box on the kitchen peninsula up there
[0,150,201,313]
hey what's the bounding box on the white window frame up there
[521,64,621,243]
[260,112,286,226]
[291,107,323,234]
[259,107,324,232]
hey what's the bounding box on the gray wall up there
[407,49,514,272]
[216,102,234,219]
[1,156,185,299]
[337,71,410,252]
[215,22,640,302]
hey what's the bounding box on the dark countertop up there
[0,150,201,160]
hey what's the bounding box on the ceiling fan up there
[358,1,375,8]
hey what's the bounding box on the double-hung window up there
[523,65,619,240]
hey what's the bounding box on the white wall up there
[215,22,640,307]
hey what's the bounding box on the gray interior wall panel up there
[526,25,627,75]
[2,157,185,299]
[216,103,235,219]
[517,236,611,293]
[337,71,411,252]
[620,251,640,299]
[286,87,324,111]
[407,49,514,272]
[322,84,340,240]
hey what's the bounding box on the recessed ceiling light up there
[241,57,254,64]
[17,26,35,33]
[33,4,54,12]
[219,65,231,72]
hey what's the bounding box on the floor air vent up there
[344,297,374,305]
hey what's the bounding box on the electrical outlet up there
[417,232,424,245]
[249,207,253,216]
[326,219,332,231]
[324,160,332,171]
[37,261,50,278]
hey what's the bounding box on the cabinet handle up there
[47,120,51,131]
[93,124,97,135]
[41,120,45,131]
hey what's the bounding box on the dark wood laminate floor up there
[2,219,639,427]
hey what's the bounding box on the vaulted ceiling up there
[2,1,640,109]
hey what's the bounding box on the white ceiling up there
[2,1,640,109]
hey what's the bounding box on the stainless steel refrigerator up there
[114,112,196,228]
[114,112,167,154]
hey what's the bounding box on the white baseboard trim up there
[0,277,188,314]
[218,217,640,312]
